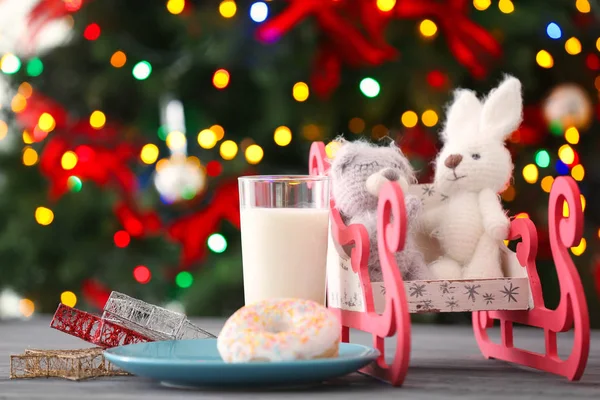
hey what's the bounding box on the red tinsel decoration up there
[395,0,501,79]
[14,89,241,297]
[257,0,397,98]
[168,180,240,270]
[22,0,90,52]
[257,0,500,97]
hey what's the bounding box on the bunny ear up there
[480,75,523,142]
[441,89,482,142]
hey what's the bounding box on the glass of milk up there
[238,175,330,305]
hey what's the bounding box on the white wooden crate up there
[326,184,533,313]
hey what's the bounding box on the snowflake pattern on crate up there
[405,279,528,313]
[326,252,530,313]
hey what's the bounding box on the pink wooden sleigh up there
[308,141,590,386]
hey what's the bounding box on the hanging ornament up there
[542,84,593,130]
[154,157,206,203]
[154,96,206,203]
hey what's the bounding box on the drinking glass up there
[238,175,330,305]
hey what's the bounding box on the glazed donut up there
[217,298,340,363]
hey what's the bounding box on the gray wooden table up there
[0,317,598,399]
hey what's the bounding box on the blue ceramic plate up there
[104,339,379,388]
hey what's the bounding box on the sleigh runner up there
[309,140,590,386]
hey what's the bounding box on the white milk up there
[240,207,330,305]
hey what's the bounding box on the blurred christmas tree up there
[0,0,598,324]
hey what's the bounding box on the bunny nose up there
[444,154,463,169]
[381,168,399,181]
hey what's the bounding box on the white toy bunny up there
[420,75,522,279]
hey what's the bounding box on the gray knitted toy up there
[329,138,431,282]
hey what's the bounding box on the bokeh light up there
[565,37,582,55]
[534,150,550,168]
[219,0,237,18]
[22,147,38,166]
[166,131,186,151]
[349,118,365,134]
[76,144,93,162]
[23,130,34,144]
[571,164,585,181]
[555,160,569,175]
[359,77,380,98]
[198,129,218,149]
[133,265,152,284]
[419,19,437,37]
[207,233,227,253]
[421,110,438,127]
[83,23,101,40]
[473,0,491,11]
[157,126,168,141]
[132,61,152,80]
[498,0,514,14]
[558,144,575,165]
[187,155,201,168]
[166,0,185,15]
[61,151,78,170]
[522,163,539,184]
[536,50,554,68]
[501,185,516,202]
[220,140,238,160]
[89,110,106,129]
[325,141,342,159]
[576,0,591,13]
[110,51,127,68]
[38,113,56,132]
[26,58,43,76]
[564,127,579,144]
[19,299,35,318]
[60,291,77,307]
[540,176,554,193]
[210,125,225,140]
[302,124,321,140]
[401,111,418,128]
[292,82,309,102]
[35,207,54,226]
[140,144,159,164]
[0,120,7,141]
[571,238,586,256]
[245,144,264,164]
[213,69,230,89]
[1,53,21,74]
[371,124,388,139]
[586,54,600,70]
[376,0,396,12]
[546,22,561,39]
[67,176,82,192]
[18,82,33,98]
[155,158,169,172]
[63,0,82,12]
[175,271,194,288]
[249,2,268,23]
[11,94,26,113]
[204,161,221,178]
[274,126,292,146]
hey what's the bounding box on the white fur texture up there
[423,75,522,279]
[329,138,431,282]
